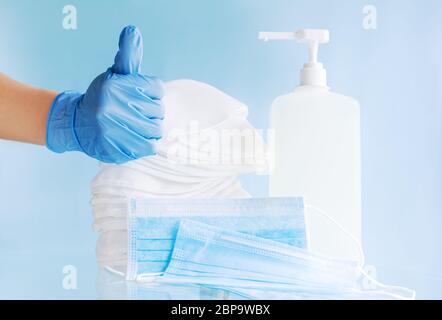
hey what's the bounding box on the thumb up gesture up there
[46,26,165,164]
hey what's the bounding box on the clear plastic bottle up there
[261,30,362,261]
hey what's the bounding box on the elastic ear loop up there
[305,204,416,300]
[105,265,163,283]
[105,266,126,277]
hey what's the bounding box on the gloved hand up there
[46,26,165,164]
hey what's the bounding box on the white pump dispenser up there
[261,29,362,262]
[259,29,329,87]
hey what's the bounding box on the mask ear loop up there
[136,273,164,283]
[104,266,126,277]
[305,204,416,300]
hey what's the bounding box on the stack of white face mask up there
[91,80,267,272]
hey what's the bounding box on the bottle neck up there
[300,63,327,87]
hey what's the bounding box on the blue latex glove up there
[46,26,165,164]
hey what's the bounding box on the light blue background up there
[0,0,441,299]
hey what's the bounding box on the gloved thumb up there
[111,25,143,75]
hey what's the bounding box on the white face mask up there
[161,80,248,134]
[157,80,266,173]
[92,171,245,198]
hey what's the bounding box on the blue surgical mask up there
[161,220,415,300]
[127,197,306,281]
[162,220,357,288]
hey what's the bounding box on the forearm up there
[0,73,58,145]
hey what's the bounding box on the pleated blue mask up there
[162,220,357,289]
[161,220,415,300]
[127,197,306,281]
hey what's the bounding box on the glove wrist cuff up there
[46,91,83,154]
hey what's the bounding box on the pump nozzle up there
[259,29,330,87]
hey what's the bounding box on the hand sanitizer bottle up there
[260,30,362,261]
